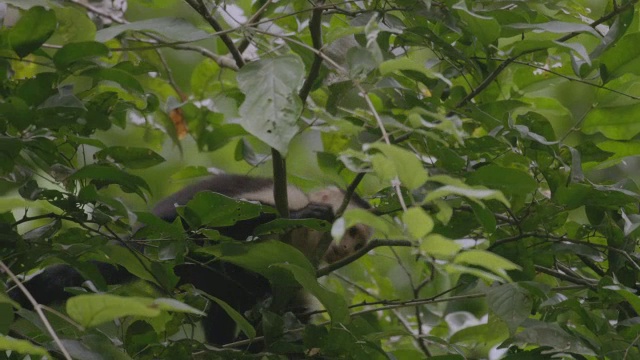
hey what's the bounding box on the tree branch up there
[237,0,275,53]
[271,149,289,217]
[184,0,246,68]
[317,239,413,277]
[298,1,326,103]
[336,172,366,217]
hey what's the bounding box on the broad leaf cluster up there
[1,0,640,359]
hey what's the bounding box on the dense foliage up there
[2,0,640,359]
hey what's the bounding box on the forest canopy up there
[2,0,640,359]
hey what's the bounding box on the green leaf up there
[367,143,428,190]
[609,287,640,315]
[467,165,537,199]
[424,184,510,208]
[469,201,496,233]
[507,21,601,38]
[445,264,505,283]
[420,234,462,259]
[582,103,640,140]
[334,208,397,240]
[53,41,109,69]
[9,6,56,57]
[454,250,520,281]
[512,320,596,355]
[198,241,315,286]
[170,166,211,180]
[596,140,640,161]
[68,164,151,198]
[82,68,145,93]
[207,296,256,339]
[95,17,212,43]
[60,336,133,360]
[0,335,50,357]
[98,245,162,285]
[486,283,532,333]
[152,298,206,315]
[553,183,637,209]
[276,263,350,325]
[40,87,86,109]
[50,6,96,44]
[237,56,305,155]
[449,320,508,344]
[67,295,161,327]
[347,47,380,78]
[453,1,500,46]
[94,146,165,169]
[379,56,451,85]
[179,192,264,229]
[0,97,33,131]
[402,207,433,239]
[600,33,640,82]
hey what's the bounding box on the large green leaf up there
[467,165,537,199]
[486,283,532,334]
[367,143,429,190]
[582,103,640,140]
[206,296,256,339]
[8,6,56,57]
[402,207,434,239]
[68,164,151,198]
[552,183,637,209]
[276,263,350,325]
[454,250,520,281]
[0,335,49,357]
[511,320,596,355]
[67,295,161,327]
[420,234,462,259]
[424,183,510,208]
[237,56,305,155]
[50,6,96,44]
[81,68,145,93]
[198,240,315,286]
[67,295,201,327]
[53,41,109,69]
[179,192,265,229]
[600,33,640,82]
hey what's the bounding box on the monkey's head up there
[307,187,373,264]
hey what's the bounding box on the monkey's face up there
[323,223,372,263]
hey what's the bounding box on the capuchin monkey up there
[8,174,372,346]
